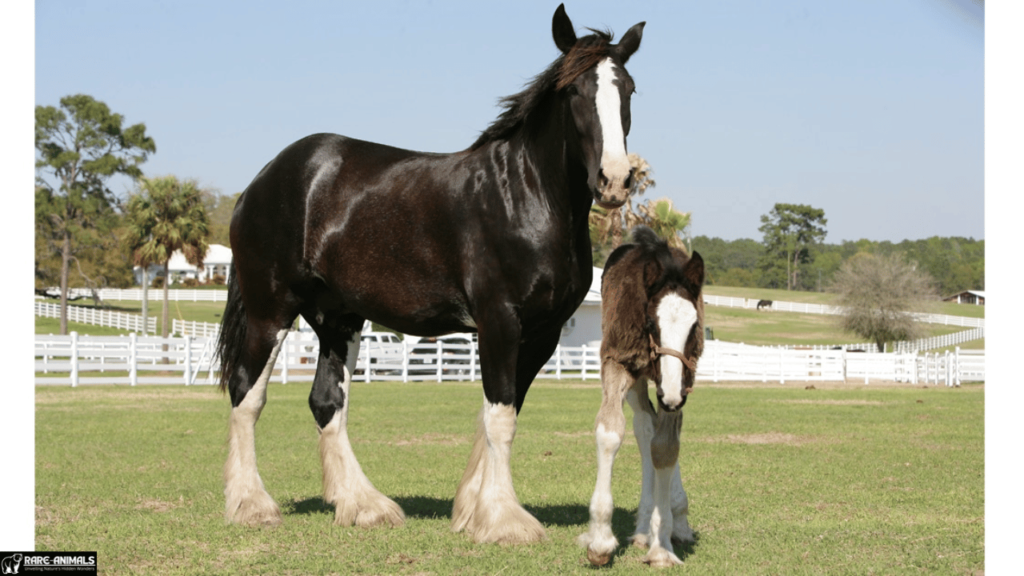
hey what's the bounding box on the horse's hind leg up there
[578,359,634,566]
[224,325,290,525]
[308,320,404,528]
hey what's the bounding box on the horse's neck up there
[512,101,594,226]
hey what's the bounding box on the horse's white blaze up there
[595,58,630,183]
[655,293,698,408]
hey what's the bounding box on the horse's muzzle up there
[593,166,634,209]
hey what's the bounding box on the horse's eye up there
[565,85,579,96]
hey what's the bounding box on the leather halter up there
[648,332,697,372]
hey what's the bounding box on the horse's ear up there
[683,251,705,294]
[552,4,577,54]
[618,21,645,63]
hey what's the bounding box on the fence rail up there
[35,331,982,387]
[39,288,229,302]
[35,302,157,333]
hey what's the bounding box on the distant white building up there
[133,244,233,285]
[943,290,985,306]
[558,267,603,348]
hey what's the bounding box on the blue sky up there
[31,0,984,243]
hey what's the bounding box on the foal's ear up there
[618,21,645,63]
[552,4,577,54]
[684,251,705,293]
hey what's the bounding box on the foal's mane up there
[471,30,614,150]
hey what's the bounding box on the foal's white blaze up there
[594,58,631,186]
[655,293,698,409]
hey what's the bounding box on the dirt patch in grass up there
[389,433,467,447]
[773,399,887,406]
[136,497,182,513]
[35,388,220,405]
[701,432,824,446]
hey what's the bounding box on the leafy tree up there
[830,252,938,352]
[203,191,240,247]
[123,176,210,338]
[35,94,156,334]
[758,203,827,290]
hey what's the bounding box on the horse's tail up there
[216,262,246,393]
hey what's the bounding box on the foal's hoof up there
[586,548,612,566]
[642,548,684,568]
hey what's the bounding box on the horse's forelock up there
[555,31,614,90]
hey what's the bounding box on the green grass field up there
[35,380,984,574]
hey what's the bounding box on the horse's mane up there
[471,30,613,150]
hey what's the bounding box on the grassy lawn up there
[35,380,984,574]
[704,307,968,348]
[703,287,985,320]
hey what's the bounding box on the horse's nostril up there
[624,168,635,191]
[597,169,609,188]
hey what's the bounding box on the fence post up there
[281,334,289,385]
[955,347,961,387]
[581,344,587,381]
[184,334,192,385]
[469,340,477,382]
[129,332,138,386]
[70,331,79,387]
[436,340,443,383]
[402,339,409,383]
[555,345,562,379]
[363,341,371,383]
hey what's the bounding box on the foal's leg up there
[578,360,634,566]
[627,392,694,563]
[309,326,404,528]
[624,386,657,549]
[452,312,544,544]
[224,327,289,525]
[643,407,685,567]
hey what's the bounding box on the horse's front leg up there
[452,311,544,544]
[644,407,686,567]
[578,360,634,566]
[309,327,404,528]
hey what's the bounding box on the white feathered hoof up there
[642,546,684,568]
[578,531,618,566]
[226,490,282,527]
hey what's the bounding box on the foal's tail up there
[216,262,246,393]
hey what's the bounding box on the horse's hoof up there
[642,548,684,567]
[587,548,612,566]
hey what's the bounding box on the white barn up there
[134,243,233,286]
[558,267,603,348]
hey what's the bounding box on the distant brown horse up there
[578,226,705,566]
[757,299,773,310]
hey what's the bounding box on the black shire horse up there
[216,4,645,545]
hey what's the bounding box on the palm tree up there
[637,198,691,252]
[123,176,210,338]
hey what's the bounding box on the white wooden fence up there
[35,302,157,334]
[43,290,982,327]
[36,331,982,387]
[42,288,229,302]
